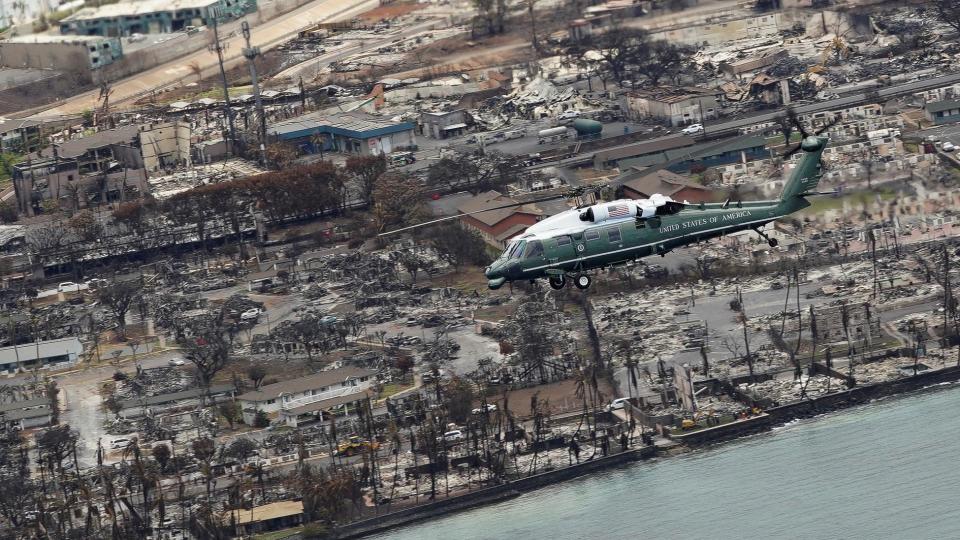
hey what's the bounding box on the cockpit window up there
[508,240,526,259]
[524,240,544,259]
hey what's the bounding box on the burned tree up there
[98,279,141,341]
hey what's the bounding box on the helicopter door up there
[548,235,577,267]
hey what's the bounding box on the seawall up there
[671,365,960,446]
[336,445,656,539]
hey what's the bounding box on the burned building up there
[11,121,189,215]
[622,86,722,127]
[810,302,881,346]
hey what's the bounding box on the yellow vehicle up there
[335,436,380,457]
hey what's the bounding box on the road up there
[33,0,380,117]
[59,349,183,467]
[545,72,960,169]
[271,17,443,82]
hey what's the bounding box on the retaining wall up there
[335,445,655,539]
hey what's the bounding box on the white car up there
[240,308,262,321]
[442,430,464,443]
[681,123,704,135]
[605,398,630,412]
[168,359,185,367]
[472,404,498,415]
[127,33,146,43]
[57,282,78,292]
[557,110,581,120]
[942,142,956,152]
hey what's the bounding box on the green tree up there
[372,173,424,233]
[429,224,490,270]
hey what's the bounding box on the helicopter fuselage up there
[483,198,802,289]
[484,135,828,290]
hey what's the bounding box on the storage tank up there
[537,127,568,138]
[572,119,603,136]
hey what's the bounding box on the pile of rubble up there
[113,367,191,401]
[739,374,845,403]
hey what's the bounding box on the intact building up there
[0,336,83,373]
[618,169,716,203]
[237,367,375,425]
[270,111,416,156]
[925,100,960,126]
[0,35,122,76]
[457,190,543,248]
[60,0,257,36]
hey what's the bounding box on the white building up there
[238,367,375,424]
[0,336,83,373]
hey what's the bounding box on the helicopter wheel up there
[548,276,566,290]
[574,275,591,290]
[768,238,779,248]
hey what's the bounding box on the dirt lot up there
[358,1,425,23]
[482,378,617,420]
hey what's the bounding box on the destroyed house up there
[237,367,375,423]
[421,109,470,139]
[925,100,960,125]
[720,49,789,80]
[623,86,722,127]
[618,169,715,203]
[12,125,148,215]
[456,191,543,249]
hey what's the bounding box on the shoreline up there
[335,364,960,539]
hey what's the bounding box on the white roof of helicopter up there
[521,195,673,240]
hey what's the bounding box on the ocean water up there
[376,384,960,540]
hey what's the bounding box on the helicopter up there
[383,132,833,291]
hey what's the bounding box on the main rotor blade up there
[378,192,573,237]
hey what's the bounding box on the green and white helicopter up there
[387,134,832,291]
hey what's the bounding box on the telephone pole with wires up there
[209,13,237,155]
[241,20,267,163]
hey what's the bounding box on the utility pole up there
[209,14,237,156]
[242,20,267,164]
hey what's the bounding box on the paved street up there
[33,0,380,117]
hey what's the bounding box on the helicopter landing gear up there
[754,227,778,248]
[574,274,591,290]
[549,275,566,290]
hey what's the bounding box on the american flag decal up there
[607,204,630,218]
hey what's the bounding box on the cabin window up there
[524,240,544,259]
[507,240,525,259]
[555,236,571,247]
[607,227,622,243]
[585,229,600,241]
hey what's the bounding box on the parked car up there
[240,308,263,321]
[605,398,630,412]
[127,33,146,43]
[943,141,957,152]
[57,282,78,292]
[557,110,581,120]
[168,359,186,367]
[681,123,704,135]
[472,404,498,415]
